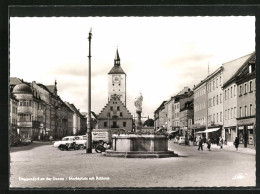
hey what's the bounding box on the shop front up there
[224,126,236,145]
[237,124,255,148]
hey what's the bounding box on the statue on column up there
[134,93,143,131]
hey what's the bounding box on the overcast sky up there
[10,16,255,118]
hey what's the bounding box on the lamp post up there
[86,28,92,153]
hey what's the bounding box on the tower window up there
[117,106,120,111]
[123,122,126,127]
[104,122,107,127]
[110,106,113,111]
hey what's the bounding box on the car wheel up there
[79,144,84,149]
[59,145,65,151]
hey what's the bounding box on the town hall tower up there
[108,48,126,106]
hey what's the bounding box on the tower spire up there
[114,47,120,66]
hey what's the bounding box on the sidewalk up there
[209,143,255,155]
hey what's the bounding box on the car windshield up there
[62,138,69,141]
[74,137,80,140]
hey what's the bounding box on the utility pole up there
[86,28,92,153]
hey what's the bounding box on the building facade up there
[154,101,167,130]
[10,78,84,141]
[97,48,133,132]
[97,94,133,132]
[235,53,256,148]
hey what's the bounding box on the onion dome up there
[13,83,32,94]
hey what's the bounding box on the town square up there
[9,16,256,188]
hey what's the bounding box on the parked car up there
[21,138,32,145]
[74,135,87,149]
[178,136,186,145]
[53,136,76,148]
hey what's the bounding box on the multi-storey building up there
[9,93,18,143]
[165,97,175,131]
[10,78,83,140]
[173,90,193,136]
[154,101,167,130]
[179,98,194,138]
[193,53,252,141]
[235,53,256,148]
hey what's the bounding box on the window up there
[220,93,222,103]
[228,89,229,99]
[123,122,126,127]
[231,87,233,98]
[240,107,242,118]
[216,79,218,88]
[217,113,219,122]
[117,106,120,111]
[107,112,110,117]
[213,81,215,90]
[234,85,236,96]
[225,110,227,120]
[220,112,222,122]
[245,106,247,117]
[216,95,218,105]
[231,108,233,119]
[104,122,107,127]
[120,112,123,117]
[213,114,215,123]
[213,97,215,106]
[225,90,227,100]
[110,106,113,111]
[220,76,222,86]
[234,107,236,118]
[249,81,253,92]
[239,85,242,96]
[244,83,247,94]
[250,104,253,116]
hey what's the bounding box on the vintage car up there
[53,136,76,148]
[74,135,87,149]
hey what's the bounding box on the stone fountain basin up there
[104,134,178,158]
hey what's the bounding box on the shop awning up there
[196,128,220,134]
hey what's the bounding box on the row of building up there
[154,52,256,148]
[9,77,97,141]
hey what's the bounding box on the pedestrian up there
[206,138,211,151]
[219,136,224,149]
[198,136,203,151]
[234,137,239,151]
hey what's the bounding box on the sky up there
[10,16,255,118]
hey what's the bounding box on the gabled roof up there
[154,101,167,114]
[223,52,255,88]
[108,66,126,74]
[45,85,55,94]
[97,97,133,119]
[10,77,23,85]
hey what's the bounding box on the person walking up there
[219,136,224,149]
[198,136,203,151]
[234,137,239,151]
[206,138,211,151]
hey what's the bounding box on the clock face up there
[113,75,121,83]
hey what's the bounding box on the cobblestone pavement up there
[10,140,255,188]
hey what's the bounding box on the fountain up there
[104,93,178,158]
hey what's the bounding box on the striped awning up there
[196,128,220,133]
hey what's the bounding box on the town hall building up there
[97,49,133,132]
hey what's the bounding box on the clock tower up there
[108,48,126,106]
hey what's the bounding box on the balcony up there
[18,106,33,114]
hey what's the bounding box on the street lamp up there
[86,28,92,153]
